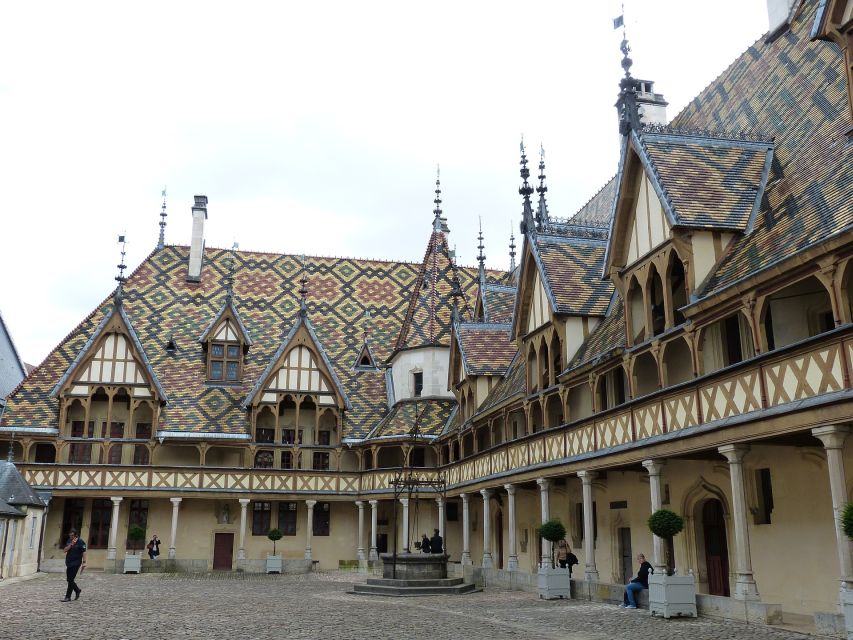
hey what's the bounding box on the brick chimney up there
[187,195,207,282]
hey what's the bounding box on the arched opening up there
[551,333,563,381]
[527,347,538,394]
[628,278,646,344]
[462,432,474,458]
[761,275,834,351]
[508,409,525,439]
[567,384,593,422]
[545,394,563,428]
[491,420,504,446]
[661,337,693,386]
[668,253,688,326]
[363,449,374,470]
[596,367,628,411]
[377,446,404,469]
[299,396,318,444]
[452,440,460,462]
[632,351,660,397]
[255,406,276,443]
[254,450,274,469]
[440,444,449,465]
[339,449,359,471]
[539,342,550,389]
[467,388,476,419]
[699,499,730,597]
[476,426,489,452]
[700,311,755,375]
[278,396,298,443]
[31,442,56,463]
[649,265,665,337]
[318,410,336,446]
[529,402,543,433]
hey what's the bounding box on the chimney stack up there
[766,0,796,35]
[187,195,207,282]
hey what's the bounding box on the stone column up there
[400,498,410,552]
[642,459,666,573]
[536,478,551,568]
[305,500,316,560]
[460,493,472,565]
[355,501,366,562]
[237,498,250,561]
[718,444,760,600]
[106,497,123,560]
[368,500,379,561]
[812,426,853,593]
[435,497,446,541]
[168,497,182,559]
[480,489,493,568]
[577,471,599,580]
[504,484,518,570]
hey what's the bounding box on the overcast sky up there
[0,0,769,366]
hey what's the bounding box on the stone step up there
[351,582,480,597]
[366,577,465,588]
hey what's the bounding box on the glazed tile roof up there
[532,235,614,316]
[456,323,516,376]
[636,129,773,230]
[2,246,486,439]
[481,284,516,324]
[393,230,472,354]
[567,176,617,229]
[475,352,525,416]
[368,398,457,438]
[566,296,626,372]
[669,0,853,294]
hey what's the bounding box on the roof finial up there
[432,164,445,232]
[614,4,643,135]
[535,144,549,232]
[114,234,128,306]
[509,225,517,271]
[157,187,168,249]
[6,433,14,463]
[477,217,486,274]
[450,269,464,325]
[298,254,308,316]
[362,309,372,344]
[224,255,236,303]
[518,137,535,236]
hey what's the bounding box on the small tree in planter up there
[266,528,283,574]
[123,525,146,574]
[647,509,695,618]
[842,502,853,540]
[536,519,569,599]
[840,503,853,636]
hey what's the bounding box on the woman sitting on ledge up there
[621,553,653,610]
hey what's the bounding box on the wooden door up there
[702,499,730,596]
[618,527,632,584]
[213,533,234,571]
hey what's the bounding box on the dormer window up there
[209,340,241,381]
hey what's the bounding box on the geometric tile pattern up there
[2,244,486,439]
[456,323,516,376]
[533,235,614,316]
[368,398,456,438]
[568,297,625,371]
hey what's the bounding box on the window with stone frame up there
[60,498,85,545]
[313,502,331,536]
[252,501,272,535]
[126,499,149,550]
[281,451,294,469]
[89,499,113,548]
[279,502,297,536]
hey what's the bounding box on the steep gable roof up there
[368,397,456,439]
[534,234,614,316]
[480,284,516,324]
[198,295,253,346]
[0,460,44,509]
[455,323,516,377]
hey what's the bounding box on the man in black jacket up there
[429,528,443,554]
[621,553,653,609]
[62,528,87,602]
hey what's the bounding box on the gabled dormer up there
[449,322,516,422]
[199,294,252,383]
[604,127,774,345]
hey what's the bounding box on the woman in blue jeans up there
[621,553,653,609]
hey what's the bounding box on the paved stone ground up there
[0,572,826,640]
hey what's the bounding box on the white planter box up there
[538,566,571,599]
[123,554,142,574]
[840,588,853,640]
[266,555,283,574]
[649,573,697,618]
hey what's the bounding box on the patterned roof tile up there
[533,236,614,316]
[456,323,516,376]
[369,398,456,438]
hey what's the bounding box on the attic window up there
[412,371,424,397]
[165,337,177,353]
[354,344,377,370]
[206,318,244,383]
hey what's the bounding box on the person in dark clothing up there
[621,553,653,609]
[430,528,443,554]
[62,528,87,602]
[556,539,579,575]
[420,534,431,554]
[147,534,161,560]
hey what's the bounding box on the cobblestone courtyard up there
[0,572,825,640]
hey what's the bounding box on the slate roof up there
[2,246,486,439]
[532,234,614,316]
[0,460,44,511]
[0,310,27,401]
[669,0,853,294]
[455,323,516,377]
[635,129,774,231]
[567,297,626,372]
[475,352,526,416]
[368,397,456,438]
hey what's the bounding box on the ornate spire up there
[518,138,536,235]
[509,227,517,271]
[114,234,128,306]
[477,217,486,280]
[298,255,308,316]
[224,255,236,304]
[535,144,549,232]
[615,10,643,136]
[157,187,168,250]
[450,269,464,326]
[432,165,443,232]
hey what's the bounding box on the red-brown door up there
[213,533,234,571]
[702,499,730,597]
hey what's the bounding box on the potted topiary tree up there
[647,509,696,618]
[536,519,569,599]
[266,528,283,574]
[123,525,146,574]
[840,503,853,637]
